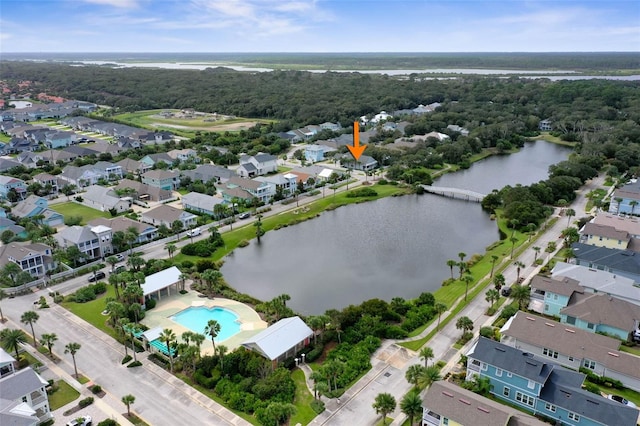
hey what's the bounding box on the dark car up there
[88,271,106,282]
[501,287,512,297]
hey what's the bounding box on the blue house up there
[304,145,326,163]
[11,195,64,227]
[529,275,584,317]
[466,337,638,426]
[571,242,640,284]
[45,131,75,149]
[609,182,640,215]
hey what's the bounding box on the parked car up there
[608,394,637,408]
[238,212,251,219]
[186,227,201,237]
[501,287,512,297]
[115,253,125,262]
[67,415,92,426]
[111,265,126,275]
[88,271,106,282]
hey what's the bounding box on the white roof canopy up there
[141,266,181,296]
[242,316,313,360]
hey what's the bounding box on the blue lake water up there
[171,306,241,341]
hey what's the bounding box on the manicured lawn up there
[62,286,118,339]
[619,345,640,357]
[50,202,111,224]
[290,369,317,425]
[590,383,640,407]
[48,380,80,410]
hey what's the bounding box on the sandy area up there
[150,121,262,131]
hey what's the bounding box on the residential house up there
[255,173,297,199]
[140,153,174,169]
[114,179,175,203]
[92,161,123,181]
[0,242,56,277]
[319,122,341,131]
[571,242,640,283]
[16,151,40,169]
[446,124,470,136]
[467,336,638,426]
[32,173,61,194]
[421,380,546,426]
[589,214,640,250]
[551,261,640,306]
[0,349,51,423]
[237,153,278,178]
[304,144,335,163]
[225,177,271,203]
[0,176,27,200]
[6,137,39,153]
[62,145,100,158]
[288,170,314,189]
[501,311,640,393]
[44,130,75,149]
[116,158,151,177]
[220,186,255,204]
[181,192,225,216]
[241,317,312,367]
[141,169,180,191]
[56,224,113,260]
[81,185,132,213]
[608,181,640,215]
[539,119,553,131]
[0,217,26,239]
[0,158,22,172]
[58,165,104,188]
[361,111,392,124]
[140,204,197,229]
[341,154,378,171]
[167,148,199,163]
[181,164,234,184]
[529,275,584,316]
[579,222,631,250]
[11,195,64,227]
[37,149,77,165]
[88,217,158,244]
[89,142,124,156]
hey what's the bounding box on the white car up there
[608,394,637,408]
[67,415,92,426]
[115,253,125,262]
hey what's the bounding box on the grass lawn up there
[62,286,119,339]
[591,383,640,407]
[619,345,640,357]
[290,369,317,425]
[50,202,111,224]
[375,417,393,425]
[20,351,43,369]
[49,380,80,410]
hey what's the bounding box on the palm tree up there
[0,328,27,359]
[565,208,576,226]
[178,273,188,292]
[434,302,447,331]
[64,342,81,378]
[615,197,623,214]
[20,311,39,347]
[485,289,500,308]
[419,346,434,367]
[510,236,518,259]
[514,261,525,282]
[492,273,505,293]
[372,392,396,425]
[307,316,325,345]
[490,255,499,278]
[0,288,6,323]
[417,365,442,390]
[158,328,176,372]
[122,394,136,417]
[400,391,422,426]
[405,364,424,388]
[455,316,474,339]
[191,333,205,358]
[254,214,265,243]
[446,259,457,280]
[201,269,223,295]
[164,243,177,260]
[106,255,119,273]
[40,333,58,356]
[216,344,228,372]
[511,284,531,310]
[533,246,541,263]
[309,370,325,399]
[204,319,221,353]
[461,274,474,301]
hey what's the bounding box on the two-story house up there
[116,158,151,177]
[466,337,637,426]
[501,311,640,393]
[225,177,271,204]
[0,349,51,423]
[237,153,278,178]
[571,242,640,284]
[529,275,584,316]
[608,181,640,215]
[139,153,174,169]
[341,154,378,171]
[11,195,65,227]
[141,170,180,191]
[56,224,113,260]
[44,130,75,149]
[539,119,553,131]
[0,242,56,277]
[167,148,199,163]
[93,161,123,181]
[58,165,104,188]
[89,217,158,244]
[579,222,631,250]
[180,164,234,184]
[32,172,62,195]
[255,173,297,199]
[0,176,27,200]
[81,185,132,213]
[304,145,327,163]
[140,204,197,229]
[114,179,175,203]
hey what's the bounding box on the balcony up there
[422,411,441,426]
[468,362,481,373]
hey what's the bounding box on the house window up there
[583,359,596,370]
[568,412,580,422]
[481,363,487,371]
[545,402,556,413]
[587,322,595,330]
[503,387,510,397]
[515,392,535,407]
[566,316,576,325]
[544,304,549,312]
[22,396,27,403]
[496,368,502,377]
[568,356,574,362]
[543,348,558,359]
[506,372,512,378]
[527,380,535,389]
[443,419,449,426]
[553,294,558,301]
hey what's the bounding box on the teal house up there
[529,275,583,317]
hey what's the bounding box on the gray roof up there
[242,316,313,360]
[529,275,583,297]
[560,293,640,332]
[142,169,178,180]
[253,153,277,163]
[11,195,46,218]
[57,225,97,245]
[143,204,193,223]
[0,242,52,263]
[581,222,630,242]
[89,216,156,235]
[0,398,39,426]
[422,381,547,426]
[115,179,173,202]
[572,242,640,276]
[468,337,554,384]
[0,368,47,400]
[182,192,224,208]
[181,164,234,182]
[82,185,123,209]
[239,162,257,172]
[593,214,640,236]
[227,177,264,191]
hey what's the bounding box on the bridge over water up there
[422,185,487,202]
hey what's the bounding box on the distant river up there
[221,141,572,315]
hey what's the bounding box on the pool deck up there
[142,292,268,356]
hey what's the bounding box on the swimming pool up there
[171,306,241,341]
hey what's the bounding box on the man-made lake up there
[221,141,571,315]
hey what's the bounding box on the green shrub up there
[74,286,96,303]
[145,299,156,310]
[127,361,142,368]
[78,397,94,408]
[97,420,118,426]
[480,326,495,339]
[345,187,378,198]
[91,282,107,294]
[305,344,324,362]
[310,399,325,414]
[238,240,250,247]
[90,384,102,394]
[500,305,518,319]
[121,355,132,364]
[584,382,600,394]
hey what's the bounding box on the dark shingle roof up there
[572,242,640,275]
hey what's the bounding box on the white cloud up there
[0,32,12,40]
[83,0,139,8]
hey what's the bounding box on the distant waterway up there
[221,141,572,315]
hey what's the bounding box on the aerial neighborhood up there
[1,57,640,426]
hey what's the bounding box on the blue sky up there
[1,0,639,52]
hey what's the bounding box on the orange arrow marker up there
[347,121,367,161]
